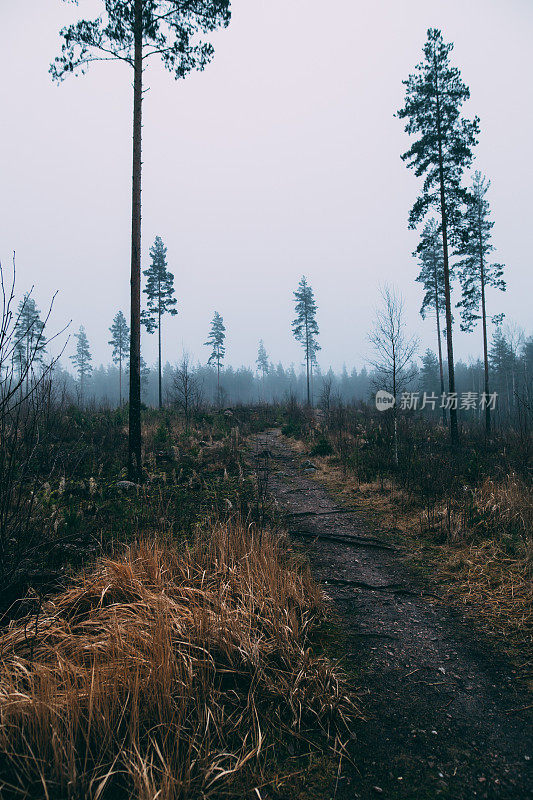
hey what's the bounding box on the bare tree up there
[319,372,334,422]
[0,258,66,595]
[368,285,418,466]
[1,255,64,414]
[172,353,202,429]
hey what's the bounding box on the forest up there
[0,2,531,799]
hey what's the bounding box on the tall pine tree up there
[456,171,505,434]
[71,326,93,400]
[109,310,130,406]
[204,312,226,405]
[489,327,514,422]
[420,349,441,400]
[142,237,177,409]
[13,294,47,387]
[256,340,269,400]
[292,276,320,406]
[414,218,447,421]
[51,0,231,480]
[398,28,480,444]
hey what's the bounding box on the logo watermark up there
[375,390,396,411]
[375,391,498,412]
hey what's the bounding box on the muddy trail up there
[251,430,532,800]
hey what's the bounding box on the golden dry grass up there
[0,522,357,799]
[473,473,533,557]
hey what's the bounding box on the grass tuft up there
[0,520,357,799]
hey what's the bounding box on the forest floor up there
[250,429,533,800]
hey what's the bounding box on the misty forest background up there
[10,243,532,428]
[4,5,531,441]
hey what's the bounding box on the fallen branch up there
[323,577,441,600]
[287,509,359,518]
[348,632,399,640]
[323,579,405,592]
[503,704,533,714]
[288,529,396,551]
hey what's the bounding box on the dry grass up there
[472,474,533,557]
[0,522,357,799]
[438,474,533,674]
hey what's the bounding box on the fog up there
[1,0,531,373]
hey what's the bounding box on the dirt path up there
[251,430,532,800]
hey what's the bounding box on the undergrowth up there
[0,405,278,614]
[0,521,358,799]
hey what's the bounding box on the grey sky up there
[1,0,532,373]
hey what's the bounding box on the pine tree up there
[256,340,269,400]
[142,237,177,409]
[521,336,533,409]
[108,310,129,406]
[51,0,231,480]
[140,356,150,398]
[70,326,93,400]
[414,219,447,421]
[456,171,506,434]
[420,349,441,399]
[292,276,320,406]
[489,327,514,422]
[13,294,47,387]
[204,312,226,405]
[398,28,480,444]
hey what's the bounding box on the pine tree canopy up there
[205,312,226,366]
[420,348,441,392]
[456,171,506,332]
[71,326,93,382]
[140,356,150,388]
[256,340,269,374]
[50,1,231,82]
[397,28,479,236]
[292,276,320,364]
[142,237,178,334]
[489,327,515,380]
[13,294,47,373]
[109,310,130,363]
[414,219,447,319]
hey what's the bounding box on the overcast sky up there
[1,0,532,373]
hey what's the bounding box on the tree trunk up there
[478,220,491,436]
[433,258,446,426]
[158,304,162,410]
[435,75,459,446]
[128,0,143,481]
[392,349,398,467]
[305,315,310,406]
[119,354,122,406]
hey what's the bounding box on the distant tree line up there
[31,319,529,433]
[10,246,531,432]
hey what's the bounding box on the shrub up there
[311,436,334,457]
